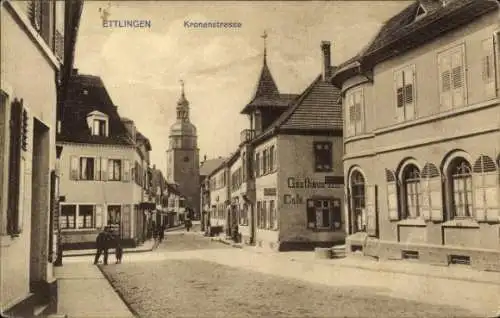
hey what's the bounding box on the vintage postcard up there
[1,0,499,317]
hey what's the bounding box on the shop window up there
[78,205,95,229]
[60,205,76,229]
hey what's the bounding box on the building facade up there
[166,82,200,217]
[207,38,345,251]
[199,156,226,231]
[331,0,500,271]
[1,0,82,316]
[57,72,153,249]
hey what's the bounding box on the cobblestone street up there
[100,232,489,318]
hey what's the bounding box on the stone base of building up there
[247,238,345,252]
[62,238,138,250]
[4,278,58,317]
[346,233,500,272]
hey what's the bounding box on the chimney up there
[72,68,78,76]
[122,118,136,142]
[321,41,331,81]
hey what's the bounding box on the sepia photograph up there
[1,0,499,317]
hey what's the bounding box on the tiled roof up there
[200,157,226,176]
[332,0,498,83]
[253,68,342,144]
[57,73,134,146]
[240,56,298,114]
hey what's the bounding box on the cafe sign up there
[263,188,276,196]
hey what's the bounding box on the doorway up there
[30,119,50,286]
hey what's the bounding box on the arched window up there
[449,157,473,219]
[350,170,366,233]
[401,165,421,219]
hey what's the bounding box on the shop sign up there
[287,177,342,189]
[264,188,276,196]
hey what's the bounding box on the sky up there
[74,0,412,175]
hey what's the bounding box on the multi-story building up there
[1,0,83,316]
[166,82,200,217]
[236,40,345,250]
[57,72,154,249]
[208,162,230,235]
[199,155,226,231]
[331,0,500,271]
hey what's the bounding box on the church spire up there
[176,79,190,121]
[261,30,268,64]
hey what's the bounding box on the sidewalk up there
[210,234,500,286]
[63,225,186,257]
[54,259,135,318]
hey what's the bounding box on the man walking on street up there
[94,227,111,265]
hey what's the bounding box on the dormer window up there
[86,110,109,137]
[415,5,426,20]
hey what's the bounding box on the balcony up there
[240,129,255,144]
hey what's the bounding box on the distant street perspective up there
[95,226,497,318]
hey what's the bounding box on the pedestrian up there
[114,234,123,264]
[158,223,165,243]
[185,218,192,232]
[94,227,111,265]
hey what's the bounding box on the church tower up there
[166,80,200,216]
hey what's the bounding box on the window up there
[269,146,275,172]
[269,200,277,230]
[472,155,499,222]
[78,205,95,228]
[107,205,121,225]
[401,165,421,219]
[263,149,268,174]
[255,153,260,177]
[108,159,122,181]
[79,157,95,180]
[346,89,364,136]
[60,205,76,229]
[306,199,333,229]
[92,119,106,136]
[438,45,466,110]
[257,201,262,228]
[6,98,23,235]
[350,171,366,233]
[481,37,496,97]
[449,158,473,219]
[314,141,333,172]
[395,66,415,121]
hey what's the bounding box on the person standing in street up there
[94,227,111,265]
[114,234,123,264]
[158,223,165,243]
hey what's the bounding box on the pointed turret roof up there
[253,57,279,97]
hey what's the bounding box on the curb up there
[63,247,154,258]
[207,235,500,286]
[97,265,140,318]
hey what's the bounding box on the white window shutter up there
[473,174,486,222]
[482,37,496,97]
[70,156,78,180]
[96,157,102,181]
[428,177,443,222]
[365,185,377,237]
[451,50,465,107]
[420,178,431,221]
[395,71,405,121]
[101,158,108,181]
[346,94,355,136]
[123,160,130,182]
[108,160,114,180]
[95,204,104,228]
[438,55,452,110]
[474,172,499,222]
[405,68,415,120]
[387,181,399,221]
[356,91,364,134]
[495,31,500,97]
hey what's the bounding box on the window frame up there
[394,64,416,122]
[79,156,96,181]
[108,159,122,181]
[400,163,422,220]
[437,43,467,110]
[448,158,474,220]
[306,198,336,230]
[345,88,365,137]
[313,141,333,172]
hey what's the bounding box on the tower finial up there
[180,79,185,96]
[261,30,268,60]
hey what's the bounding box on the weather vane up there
[261,30,268,57]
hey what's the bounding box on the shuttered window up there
[7,99,23,235]
[349,170,366,233]
[346,89,364,137]
[438,45,466,110]
[481,37,496,98]
[394,65,415,121]
[472,155,499,222]
[421,163,443,222]
[314,141,333,172]
[385,169,399,221]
